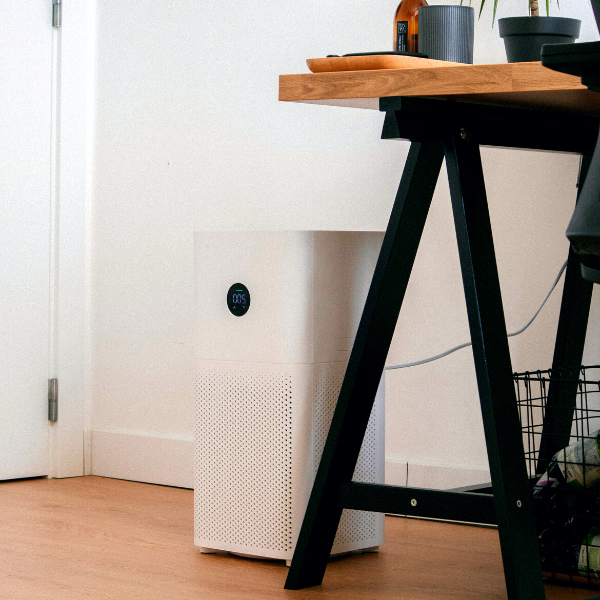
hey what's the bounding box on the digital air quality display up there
[227,283,250,317]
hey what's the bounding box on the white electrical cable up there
[385,259,569,371]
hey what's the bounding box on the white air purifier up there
[194,231,385,564]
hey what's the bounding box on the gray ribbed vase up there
[418,5,475,64]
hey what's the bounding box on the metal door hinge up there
[48,379,58,422]
[52,0,61,28]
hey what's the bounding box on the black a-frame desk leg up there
[285,140,445,590]
[286,135,545,599]
[445,127,545,599]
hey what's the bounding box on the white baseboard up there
[91,429,490,493]
[386,459,490,490]
[408,462,491,490]
[385,459,408,486]
[91,429,194,488]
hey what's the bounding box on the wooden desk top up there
[279,61,600,115]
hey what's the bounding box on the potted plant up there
[479,0,581,62]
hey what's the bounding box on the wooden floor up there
[0,476,597,600]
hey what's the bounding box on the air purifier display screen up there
[227,283,250,316]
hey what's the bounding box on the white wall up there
[90,0,600,488]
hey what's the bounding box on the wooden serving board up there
[306,55,462,73]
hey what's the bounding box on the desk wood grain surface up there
[280,61,600,115]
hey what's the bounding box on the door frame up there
[48,0,94,478]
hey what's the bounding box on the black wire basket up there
[515,366,600,587]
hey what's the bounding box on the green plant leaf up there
[479,0,487,20]
[492,0,499,25]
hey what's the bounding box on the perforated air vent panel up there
[314,366,380,549]
[195,369,293,553]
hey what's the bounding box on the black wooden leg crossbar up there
[285,97,600,599]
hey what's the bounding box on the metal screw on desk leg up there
[460,127,470,141]
[411,499,417,507]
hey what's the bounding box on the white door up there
[0,3,53,480]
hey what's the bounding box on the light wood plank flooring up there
[0,476,597,600]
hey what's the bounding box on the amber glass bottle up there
[393,0,428,53]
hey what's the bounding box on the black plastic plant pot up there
[498,16,581,62]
